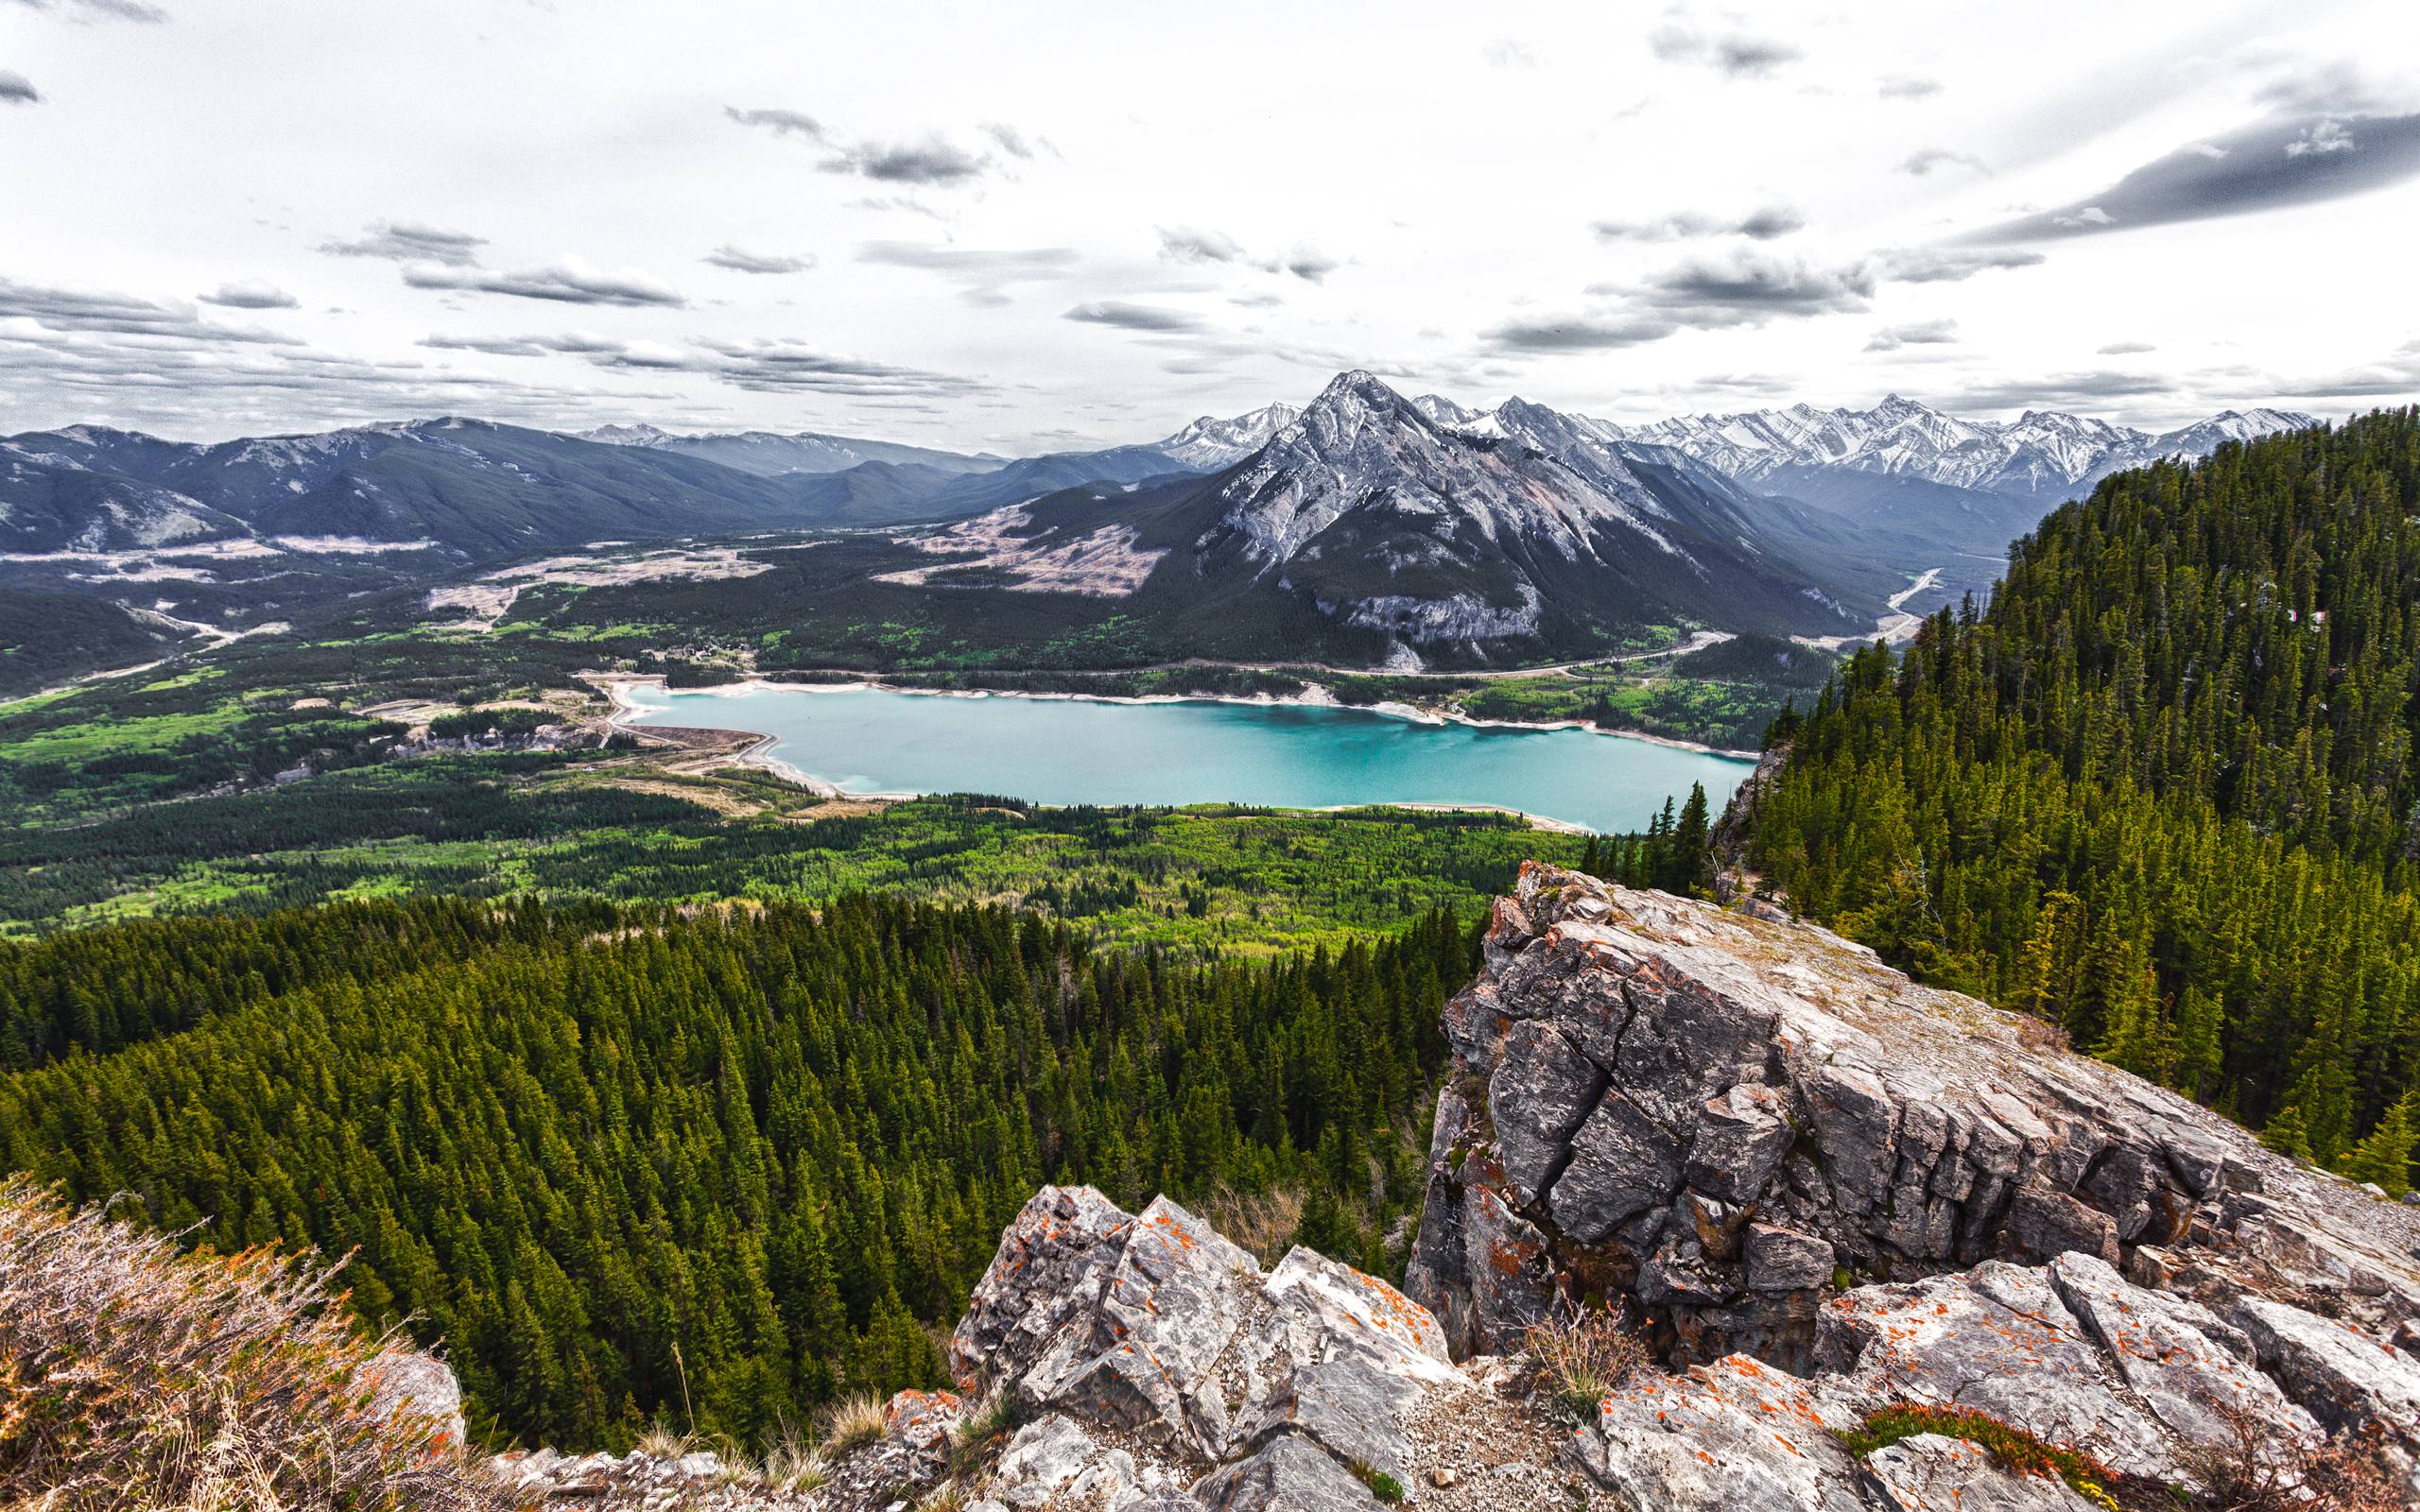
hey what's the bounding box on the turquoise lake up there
[618,684,1755,834]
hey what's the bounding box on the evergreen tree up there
[2340,1095,2419,1198]
[2259,1105,2315,1163]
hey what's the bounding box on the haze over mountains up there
[1,372,2324,673]
[575,423,1004,479]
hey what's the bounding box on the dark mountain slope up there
[2,419,847,560]
[0,449,249,553]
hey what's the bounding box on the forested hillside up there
[0,894,1470,1451]
[1746,408,2420,1175]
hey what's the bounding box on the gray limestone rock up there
[1745,1223,1836,1293]
[1489,1021,1603,1208]
[1194,1434,1380,1512]
[1582,1354,1867,1512]
[1548,1092,1682,1245]
[1242,1357,1413,1486]
[2007,1188,2122,1266]
[2227,1293,2420,1444]
[1683,1081,1796,1206]
[2045,1251,2319,1453]
[1816,1263,2184,1482]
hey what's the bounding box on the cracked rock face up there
[1409,868,2420,1358]
[1408,866,2420,1504]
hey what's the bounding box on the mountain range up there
[0,376,2327,678]
[1,419,818,558]
[575,422,1004,478]
[1604,395,2317,498]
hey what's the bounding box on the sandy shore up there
[596,673,1746,832]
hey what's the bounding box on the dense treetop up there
[0,894,1471,1450]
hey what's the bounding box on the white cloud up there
[0,0,2399,442]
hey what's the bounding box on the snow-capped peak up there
[579,422,677,448]
[1153,402,1304,469]
[2143,408,2319,459]
[1593,395,2322,498]
[1410,394,1485,431]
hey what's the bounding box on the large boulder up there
[1408,866,2420,1370]
[357,1347,466,1451]
[934,1186,1470,1510]
[1582,1353,1867,1511]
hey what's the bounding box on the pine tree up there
[1664,784,1710,895]
[2339,1095,2419,1198]
[2259,1105,2315,1163]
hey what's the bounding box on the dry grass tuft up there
[0,1178,507,1512]
[631,1419,695,1459]
[1521,1296,1651,1424]
[759,1419,828,1494]
[821,1391,890,1456]
[1198,1184,1305,1267]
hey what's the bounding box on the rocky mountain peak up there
[1295,369,1428,445]
[579,421,677,447]
[1409,393,1484,430]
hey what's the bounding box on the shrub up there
[0,1178,506,1512]
[2181,1402,2402,1512]
[1521,1296,1650,1424]
[1348,1461,1405,1503]
[1836,1403,2118,1507]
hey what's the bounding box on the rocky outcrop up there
[938,1187,1470,1510]
[1406,865,2420,1504]
[752,1184,1615,1512]
[489,865,2420,1509]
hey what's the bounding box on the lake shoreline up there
[597,674,1739,833]
[596,671,1759,759]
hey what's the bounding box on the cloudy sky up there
[5,0,2418,449]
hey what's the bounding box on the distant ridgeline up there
[1746,406,2420,1177]
[0,893,1471,1449]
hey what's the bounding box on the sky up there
[4,0,2418,450]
